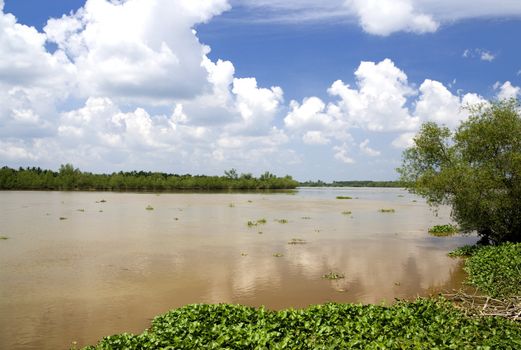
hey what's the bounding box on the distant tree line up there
[0,165,299,191]
[299,180,406,188]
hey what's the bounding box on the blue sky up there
[1,0,520,181]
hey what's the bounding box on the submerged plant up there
[322,272,345,280]
[428,224,459,236]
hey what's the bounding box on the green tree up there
[398,99,521,244]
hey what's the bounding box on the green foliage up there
[83,299,521,349]
[322,272,345,280]
[428,224,459,236]
[464,243,521,297]
[336,196,352,199]
[398,99,521,244]
[0,166,299,191]
[379,208,395,213]
[247,218,267,227]
[448,245,482,257]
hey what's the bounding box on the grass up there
[336,196,352,199]
[428,224,459,236]
[288,238,306,245]
[82,299,521,349]
[322,272,345,280]
[378,208,396,213]
[145,205,154,210]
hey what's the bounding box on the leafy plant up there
[322,272,345,280]
[464,243,521,297]
[82,299,521,349]
[428,224,459,236]
[448,245,482,257]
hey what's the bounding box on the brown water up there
[0,189,477,349]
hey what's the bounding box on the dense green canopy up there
[398,99,521,244]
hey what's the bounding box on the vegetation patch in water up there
[301,216,311,220]
[336,196,352,199]
[0,236,8,240]
[341,211,352,215]
[273,253,284,257]
[145,205,154,211]
[428,224,459,236]
[288,238,306,245]
[379,208,395,213]
[275,219,288,224]
[322,272,345,280]
[59,217,67,220]
[448,245,482,257]
[82,299,521,350]
[247,218,267,227]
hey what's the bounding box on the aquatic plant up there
[276,219,288,224]
[145,205,154,210]
[448,245,482,257]
[428,224,459,236]
[83,299,521,349]
[100,199,107,203]
[322,272,345,280]
[273,253,284,257]
[77,209,85,212]
[228,203,235,208]
[341,211,352,215]
[288,238,306,245]
[301,216,311,220]
[0,236,8,240]
[248,218,267,227]
[379,208,395,213]
[336,196,352,200]
[59,217,67,220]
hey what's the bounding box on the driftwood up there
[443,290,521,322]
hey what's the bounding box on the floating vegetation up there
[257,231,263,235]
[99,210,103,213]
[412,200,418,203]
[428,224,459,237]
[276,219,288,224]
[273,253,284,257]
[379,208,396,213]
[174,217,179,221]
[100,199,107,203]
[322,272,345,280]
[241,253,248,256]
[448,245,482,258]
[77,209,85,212]
[336,196,352,200]
[228,203,235,208]
[397,195,405,197]
[288,238,307,245]
[341,211,352,215]
[247,200,253,203]
[301,216,311,220]
[247,218,267,227]
[0,236,8,240]
[145,205,154,211]
[59,217,67,220]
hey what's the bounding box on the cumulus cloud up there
[359,139,380,157]
[463,48,496,62]
[494,81,520,100]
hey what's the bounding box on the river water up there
[0,188,477,349]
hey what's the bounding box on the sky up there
[1,0,520,181]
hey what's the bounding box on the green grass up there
[378,208,395,213]
[428,224,459,237]
[322,272,345,280]
[463,243,521,298]
[82,299,521,349]
[336,196,352,199]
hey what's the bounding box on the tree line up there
[0,165,299,191]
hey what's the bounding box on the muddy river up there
[0,188,477,349]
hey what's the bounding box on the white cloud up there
[302,131,330,145]
[480,51,495,62]
[333,143,355,164]
[359,139,380,157]
[236,0,521,35]
[327,59,419,132]
[462,48,496,62]
[392,132,416,149]
[494,81,520,100]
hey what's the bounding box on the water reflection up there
[0,190,477,349]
